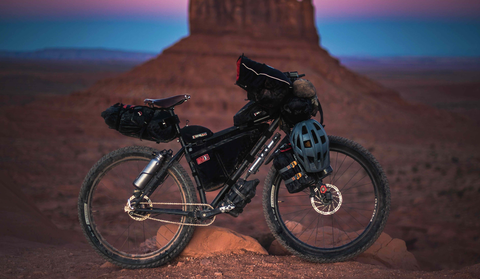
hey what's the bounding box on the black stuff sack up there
[221,178,260,217]
[233,101,269,126]
[101,103,179,143]
[145,110,180,142]
[236,54,291,112]
[281,97,314,125]
[273,142,314,193]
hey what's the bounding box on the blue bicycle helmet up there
[290,119,330,173]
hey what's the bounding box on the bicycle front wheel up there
[262,135,390,262]
[78,146,197,269]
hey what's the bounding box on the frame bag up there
[189,124,269,191]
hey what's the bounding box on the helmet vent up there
[308,156,315,163]
[320,135,326,144]
[296,136,301,148]
[311,130,319,144]
[317,152,321,159]
[301,126,308,134]
[304,140,312,148]
[313,122,321,130]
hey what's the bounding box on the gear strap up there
[279,161,297,174]
[285,173,302,185]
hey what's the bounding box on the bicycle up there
[78,73,390,269]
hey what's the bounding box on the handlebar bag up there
[235,54,291,112]
[189,123,269,191]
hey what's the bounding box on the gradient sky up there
[1,0,479,57]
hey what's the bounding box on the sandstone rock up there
[189,0,319,44]
[356,233,419,271]
[156,225,268,258]
[268,225,419,270]
[100,262,118,269]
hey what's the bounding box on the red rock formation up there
[189,0,319,44]
[268,222,419,271]
[156,225,268,257]
[75,0,462,143]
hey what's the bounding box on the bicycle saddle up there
[144,95,190,109]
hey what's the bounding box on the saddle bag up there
[101,103,179,142]
[273,142,314,193]
[189,123,269,191]
[235,54,291,112]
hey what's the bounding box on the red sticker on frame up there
[196,154,210,165]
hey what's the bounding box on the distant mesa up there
[0,48,157,62]
[189,0,319,44]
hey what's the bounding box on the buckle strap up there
[279,161,297,174]
[232,185,247,201]
[285,173,302,185]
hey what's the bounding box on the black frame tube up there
[139,113,281,218]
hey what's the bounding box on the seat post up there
[169,108,186,147]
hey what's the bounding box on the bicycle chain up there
[129,202,216,227]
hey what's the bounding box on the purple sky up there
[1,0,479,19]
[1,1,479,56]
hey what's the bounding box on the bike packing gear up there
[233,101,269,126]
[221,178,259,217]
[180,125,213,144]
[101,103,179,142]
[290,119,330,173]
[273,142,315,193]
[189,123,268,191]
[281,97,314,125]
[235,54,291,113]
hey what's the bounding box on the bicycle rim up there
[273,143,380,251]
[85,156,188,259]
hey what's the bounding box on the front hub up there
[311,183,343,215]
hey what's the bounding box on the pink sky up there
[313,0,480,19]
[0,0,479,19]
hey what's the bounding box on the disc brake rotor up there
[124,195,153,221]
[311,183,343,215]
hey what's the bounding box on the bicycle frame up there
[133,108,281,219]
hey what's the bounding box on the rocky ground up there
[1,243,480,279]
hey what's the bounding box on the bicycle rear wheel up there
[78,146,196,268]
[262,135,390,262]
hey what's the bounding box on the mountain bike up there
[78,74,390,269]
